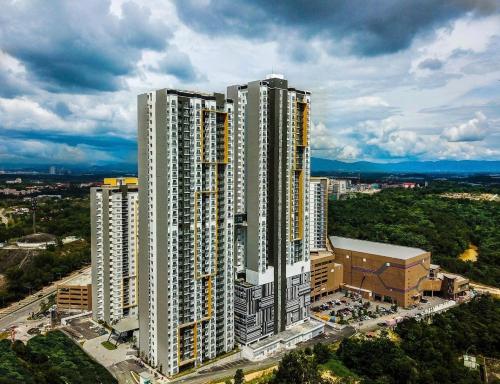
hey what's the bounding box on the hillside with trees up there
[0,330,116,384]
[329,183,500,287]
[0,197,91,307]
[247,296,500,384]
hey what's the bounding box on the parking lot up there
[63,317,107,340]
[311,290,450,330]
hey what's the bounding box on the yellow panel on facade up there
[103,178,117,186]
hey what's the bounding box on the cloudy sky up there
[1,0,499,167]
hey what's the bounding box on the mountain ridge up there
[311,158,500,173]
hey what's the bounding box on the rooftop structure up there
[330,236,426,260]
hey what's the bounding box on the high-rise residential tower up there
[309,177,329,251]
[137,89,234,375]
[90,178,139,323]
[228,75,312,345]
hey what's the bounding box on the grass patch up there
[101,340,117,350]
[320,358,357,378]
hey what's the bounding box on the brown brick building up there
[310,250,343,302]
[56,273,92,311]
[330,236,431,308]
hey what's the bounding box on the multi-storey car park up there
[90,178,139,323]
[137,89,234,375]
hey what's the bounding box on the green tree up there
[313,342,332,364]
[234,368,245,384]
[272,350,323,384]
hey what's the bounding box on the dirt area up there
[213,364,277,384]
[0,248,39,272]
[440,192,500,202]
[0,208,9,226]
[484,357,500,383]
[459,244,478,262]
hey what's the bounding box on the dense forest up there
[246,296,500,384]
[329,183,500,286]
[0,331,116,384]
[337,296,500,384]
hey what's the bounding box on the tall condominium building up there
[90,178,139,323]
[309,177,329,251]
[137,89,234,375]
[228,75,311,345]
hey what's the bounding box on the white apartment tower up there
[228,75,312,345]
[309,177,329,251]
[91,178,139,323]
[137,89,234,375]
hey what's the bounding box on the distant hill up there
[3,158,500,175]
[311,158,500,174]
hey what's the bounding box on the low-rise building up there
[330,236,431,307]
[310,250,343,302]
[422,264,469,300]
[56,274,92,311]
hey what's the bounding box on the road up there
[172,325,355,384]
[0,266,91,330]
[470,282,500,299]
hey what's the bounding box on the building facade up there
[330,236,431,307]
[310,251,343,302]
[137,89,234,375]
[309,177,329,251]
[90,178,139,323]
[228,75,311,345]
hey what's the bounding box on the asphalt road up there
[0,266,91,330]
[173,325,356,384]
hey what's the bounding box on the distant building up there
[90,177,139,324]
[309,177,329,251]
[49,166,56,175]
[329,179,349,200]
[6,178,22,184]
[330,236,431,307]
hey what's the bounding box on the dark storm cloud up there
[418,58,444,70]
[0,1,171,93]
[155,48,205,83]
[174,0,499,56]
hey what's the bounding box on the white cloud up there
[0,97,93,133]
[442,112,489,142]
[0,137,116,164]
[310,122,361,160]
